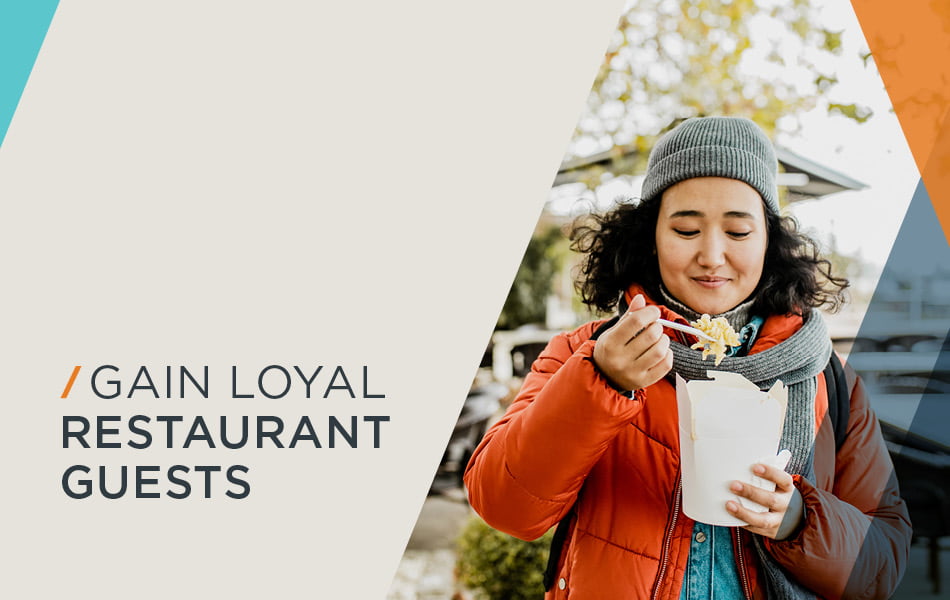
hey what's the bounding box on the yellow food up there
[689,314,740,366]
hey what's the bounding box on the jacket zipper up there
[651,479,682,600]
[732,528,753,600]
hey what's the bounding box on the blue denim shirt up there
[677,523,744,600]
[679,316,762,599]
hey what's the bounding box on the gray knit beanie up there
[640,116,780,214]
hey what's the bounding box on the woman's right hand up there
[592,294,674,392]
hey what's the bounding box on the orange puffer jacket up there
[464,295,911,600]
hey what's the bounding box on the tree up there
[571,0,873,182]
[496,225,567,330]
[498,0,877,328]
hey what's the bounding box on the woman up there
[464,117,911,599]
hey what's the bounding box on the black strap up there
[542,512,573,590]
[824,352,850,453]
[591,316,620,341]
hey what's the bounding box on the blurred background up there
[389,1,950,598]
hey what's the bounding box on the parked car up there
[430,381,507,494]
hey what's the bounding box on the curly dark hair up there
[570,196,849,317]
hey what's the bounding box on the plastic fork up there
[657,318,717,343]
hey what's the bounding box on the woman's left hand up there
[725,463,803,540]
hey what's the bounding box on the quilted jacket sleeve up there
[766,375,912,600]
[463,323,645,541]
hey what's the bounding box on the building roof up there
[555,144,867,202]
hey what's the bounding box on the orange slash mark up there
[61,366,81,398]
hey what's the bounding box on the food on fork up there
[689,314,740,366]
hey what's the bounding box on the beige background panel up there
[0,0,624,598]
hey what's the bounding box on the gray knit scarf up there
[670,309,832,600]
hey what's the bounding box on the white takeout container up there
[675,371,789,526]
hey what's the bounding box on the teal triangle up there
[0,0,60,147]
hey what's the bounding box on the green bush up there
[456,515,554,600]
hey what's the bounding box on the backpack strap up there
[542,511,574,591]
[824,352,851,453]
[543,316,618,591]
[591,316,621,341]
